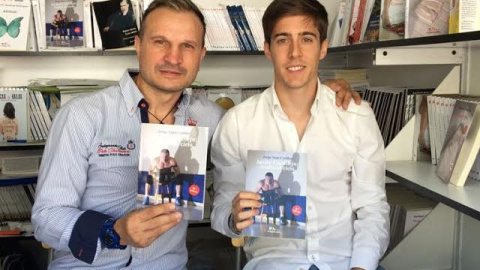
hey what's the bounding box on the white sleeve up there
[210,109,246,238]
[349,107,390,270]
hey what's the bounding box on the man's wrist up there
[228,213,241,235]
[100,218,127,249]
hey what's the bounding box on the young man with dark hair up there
[32,0,360,268]
[211,0,389,269]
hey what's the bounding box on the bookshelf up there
[0,175,37,187]
[387,160,480,221]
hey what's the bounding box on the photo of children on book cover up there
[45,0,84,48]
[137,124,209,221]
[92,0,138,49]
[0,90,28,142]
[244,150,307,239]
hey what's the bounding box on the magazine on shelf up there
[243,150,307,239]
[92,0,138,50]
[436,99,480,186]
[0,88,29,142]
[137,124,209,221]
[405,0,449,38]
[0,0,32,51]
[379,0,405,41]
[44,0,85,49]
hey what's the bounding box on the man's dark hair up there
[3,102,15,119]
[262,0,328,44]
[265,172,274,178]
[161,149,170,155]
[139,0,206,46]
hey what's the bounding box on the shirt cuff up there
[350,248,380,270]
[68,210,111,264]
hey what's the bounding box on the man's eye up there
[303,37,313,43]
[276,38,288,44]
[182,43,194,49]
[154,40,166,45]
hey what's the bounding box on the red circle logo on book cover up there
[292,205,302,216]
[189,185,200,196]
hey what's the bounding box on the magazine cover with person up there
[137,124,208,221]
[0,89,29,142]
[44,0,84,48]
[244,150,307,239]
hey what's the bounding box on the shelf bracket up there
[374,44,465,65]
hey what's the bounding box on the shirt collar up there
[268,78,322,116]
[119,70,191,117]
[120,70,145,117]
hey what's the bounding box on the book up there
[92,0,138,50]
[459,0,480,33]
[405,0,449,38]
[0,0,32,51]
[379,0,405,40]
[243,150,307,239]
[436,100,480,185]
[44,0,85,49]
[137,124,209,221]
[0,88,29,141]
[412,94,432,161]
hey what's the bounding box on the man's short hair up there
[265,172,274,178]
[161,149,170,155]
[139,0,206,46]
[262,0,329,44]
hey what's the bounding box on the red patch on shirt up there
[187,117,197,126]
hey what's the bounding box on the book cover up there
[412,94,432,161]
[459,0,480,33]
[207,88,242,110]
[243,150,307,239]
[0,89,29,141]
[436,100,480,184]
[44,0,84,49]
[0,1,31,51]
[405,0,449,38]
[379,0,405,40]
[93,0,138,50]
[137,124,209,221]
[448,0,459,34]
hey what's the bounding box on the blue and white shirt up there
[32,71,224,269]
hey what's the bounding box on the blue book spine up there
[226,5,246,51]
[229,5,252,51]
[236,5,258,51]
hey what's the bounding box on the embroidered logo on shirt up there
[97,141,135,157]
[187,117,197,126]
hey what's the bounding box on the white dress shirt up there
[210,80,390,270]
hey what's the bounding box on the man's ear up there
[134,35,141,57]
[319,39,328,60]
[264,41,272,60]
